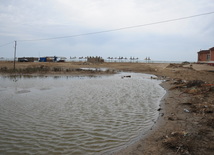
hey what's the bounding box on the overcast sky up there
[0,0,214,61]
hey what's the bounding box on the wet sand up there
[1,61,214,155]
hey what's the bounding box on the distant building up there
[87,56,104,63]
[39,57,54,62]
[198,47,214,65]
[18,57,39,62]
[39,56,66,62]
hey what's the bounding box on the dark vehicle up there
[19,59,28,62]
[57,59,65,62]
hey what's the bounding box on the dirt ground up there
[0,61,214,155]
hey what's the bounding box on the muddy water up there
[0,73,165,155]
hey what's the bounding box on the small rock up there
[157,108,162,111]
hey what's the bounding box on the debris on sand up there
[163,131,191,154]
[172,78,185,85]
[150,76,158,79]
[191,102,214,114]
[186,80,204,87]
[169,80,211,94]
[121,75,131,79]
[183,109,190,113]
[169,84,187,90]
[184,87,201,94]
[206,119,214,129]
[163,78,214,155]
[166,63,183,68]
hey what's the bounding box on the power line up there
[17,11,214,42]
[0,41,14,47]
[1,11,214,44]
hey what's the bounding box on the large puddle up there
[0,72,165,155]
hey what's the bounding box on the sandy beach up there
[0,61,214,155]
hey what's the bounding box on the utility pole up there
[13,41,17,71]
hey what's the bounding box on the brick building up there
[198,47,214,65]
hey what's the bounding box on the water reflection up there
[0,73,165,155]
[1,74,102,82]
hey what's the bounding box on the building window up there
[207,54,210,61]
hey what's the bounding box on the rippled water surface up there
[0,73,165,154]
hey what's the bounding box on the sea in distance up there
[0,72,165,155]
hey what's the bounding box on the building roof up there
[198,50,210,54]
[209,47,214,50]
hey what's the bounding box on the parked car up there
[19,59,28,62]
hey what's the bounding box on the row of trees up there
[107,57,138,62]
[69,56,151,62]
